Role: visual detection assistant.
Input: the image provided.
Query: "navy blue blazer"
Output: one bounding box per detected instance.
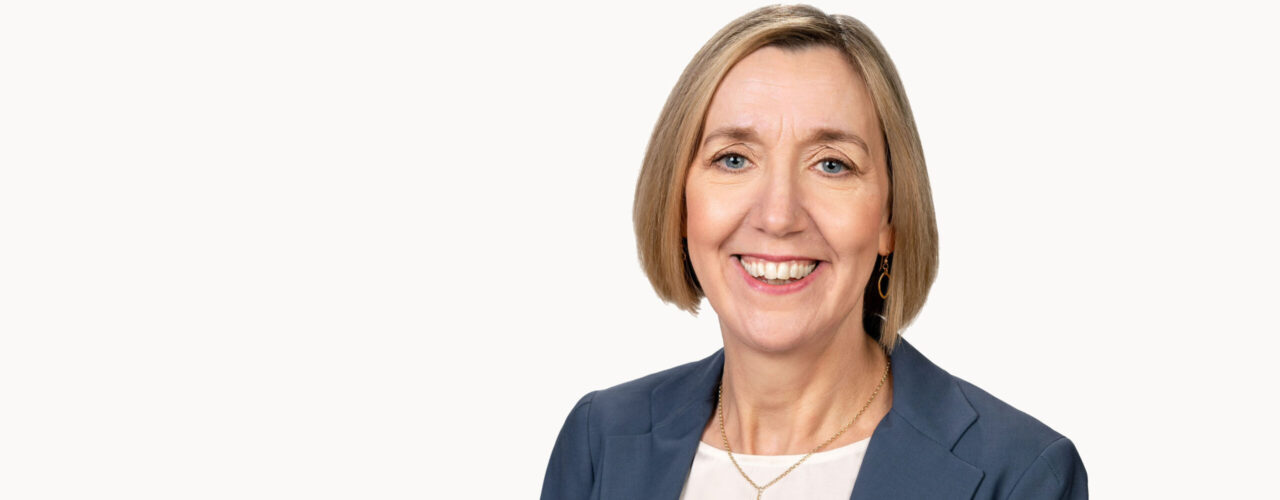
[541,337,1087,499]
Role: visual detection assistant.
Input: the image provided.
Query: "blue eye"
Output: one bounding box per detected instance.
[818,158,850,175]
[716,153,749,171]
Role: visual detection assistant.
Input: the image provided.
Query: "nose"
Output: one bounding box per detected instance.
[749,164,807,237]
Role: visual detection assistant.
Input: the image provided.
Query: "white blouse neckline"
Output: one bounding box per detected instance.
[694,436,871,466]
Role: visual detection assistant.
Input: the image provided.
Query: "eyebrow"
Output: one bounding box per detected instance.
[700,126,869,153]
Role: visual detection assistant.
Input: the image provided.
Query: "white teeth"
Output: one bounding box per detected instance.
[739,256,818,282]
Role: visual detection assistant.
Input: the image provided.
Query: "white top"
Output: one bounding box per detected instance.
[679,436,871,500]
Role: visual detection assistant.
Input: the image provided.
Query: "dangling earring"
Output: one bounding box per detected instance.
[877,254,891,299]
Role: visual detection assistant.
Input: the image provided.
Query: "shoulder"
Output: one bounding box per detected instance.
[583,352,716,434]
[548,350,717,445]
[540,352,719,499]
[947,374,1089,498]
[952,374,1065,454]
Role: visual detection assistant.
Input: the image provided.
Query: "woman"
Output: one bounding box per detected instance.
[542,5,1087,499]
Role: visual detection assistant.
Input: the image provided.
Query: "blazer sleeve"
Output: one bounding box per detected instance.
[1005,436,1089,500]
[540,391,597,500]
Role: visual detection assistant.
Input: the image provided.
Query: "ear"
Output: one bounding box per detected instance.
[878,220,895,255]
[878,184,894,255]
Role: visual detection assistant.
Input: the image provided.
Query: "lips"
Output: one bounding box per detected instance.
[738,255,817,282]
[733,254,823,294]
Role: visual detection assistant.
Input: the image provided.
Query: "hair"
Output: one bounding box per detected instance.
[632,4,939,353]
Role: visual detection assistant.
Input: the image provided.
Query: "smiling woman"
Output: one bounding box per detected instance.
[684,45,896,357]
[541,4,1087,500]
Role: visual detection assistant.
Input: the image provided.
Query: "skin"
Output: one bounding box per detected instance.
[685,45,896,456]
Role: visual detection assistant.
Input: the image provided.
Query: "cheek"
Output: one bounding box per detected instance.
[683,177,748,273]
[809,190,885,251]
[684,183,708,238]
[683,185,719,268]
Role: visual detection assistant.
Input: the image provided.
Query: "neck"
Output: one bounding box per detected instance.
[714,323,892,456]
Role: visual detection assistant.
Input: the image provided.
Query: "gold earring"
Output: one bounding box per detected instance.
[877,254,890,299]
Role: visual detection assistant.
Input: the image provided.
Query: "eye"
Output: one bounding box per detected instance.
[817,158,852,175]
[713,152,750,172]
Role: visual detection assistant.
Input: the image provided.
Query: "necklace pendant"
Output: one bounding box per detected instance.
[756,487,764,500]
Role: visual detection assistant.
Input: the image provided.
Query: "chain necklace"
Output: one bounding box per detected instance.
[716,356,890,500]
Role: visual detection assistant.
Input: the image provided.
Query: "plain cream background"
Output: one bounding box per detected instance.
[1,1,1276,498]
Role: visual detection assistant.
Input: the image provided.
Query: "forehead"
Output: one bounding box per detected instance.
[703,45,878,140]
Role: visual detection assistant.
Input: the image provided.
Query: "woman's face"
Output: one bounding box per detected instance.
[685,45,893,354]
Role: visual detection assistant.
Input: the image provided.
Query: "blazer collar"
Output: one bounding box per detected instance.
[599,337,985,500]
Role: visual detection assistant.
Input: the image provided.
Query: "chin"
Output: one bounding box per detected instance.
[724,313,819,354]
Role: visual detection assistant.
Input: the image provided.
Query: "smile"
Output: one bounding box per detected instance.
[734,254,822,294]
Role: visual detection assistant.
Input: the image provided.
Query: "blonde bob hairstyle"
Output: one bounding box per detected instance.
[633,4,939,353]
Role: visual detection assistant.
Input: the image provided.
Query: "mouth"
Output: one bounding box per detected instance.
[733,254,822,290]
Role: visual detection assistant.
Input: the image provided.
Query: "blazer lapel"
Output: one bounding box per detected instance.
[599,350,723,500]
[849,338,984,499]
[848,411,984,498]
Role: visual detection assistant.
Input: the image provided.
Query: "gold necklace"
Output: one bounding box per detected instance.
[716,356,890,500]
